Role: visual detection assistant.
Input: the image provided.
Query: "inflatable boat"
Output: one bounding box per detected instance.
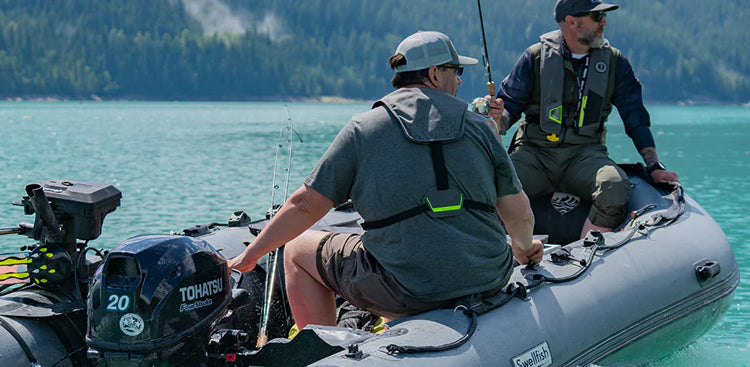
[0,165,739,366]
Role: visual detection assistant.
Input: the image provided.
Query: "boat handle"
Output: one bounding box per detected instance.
[695,259,721,284]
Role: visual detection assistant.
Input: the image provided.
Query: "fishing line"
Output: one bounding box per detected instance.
[257,104,302,348]
[477,0,494,93]
[475,0,503,133]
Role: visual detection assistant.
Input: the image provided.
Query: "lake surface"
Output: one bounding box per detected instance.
[0,101,748,366]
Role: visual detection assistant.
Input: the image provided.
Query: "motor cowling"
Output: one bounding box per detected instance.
[86,235,231,366]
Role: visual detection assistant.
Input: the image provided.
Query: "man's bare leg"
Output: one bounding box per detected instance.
[283,230,337,329]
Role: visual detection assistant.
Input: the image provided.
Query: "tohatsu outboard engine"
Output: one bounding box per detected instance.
[86,235,232,366]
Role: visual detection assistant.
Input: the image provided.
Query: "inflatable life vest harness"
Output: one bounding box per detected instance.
[86,235,232,366]
[360,141,495,230]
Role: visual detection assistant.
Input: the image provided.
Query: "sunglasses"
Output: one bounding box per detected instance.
[575,10,607,22]
[439,65,464,76]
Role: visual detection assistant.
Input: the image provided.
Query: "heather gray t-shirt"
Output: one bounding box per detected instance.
[306,87,522,302]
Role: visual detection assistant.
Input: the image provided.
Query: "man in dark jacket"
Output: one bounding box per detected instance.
[488,0,678,237]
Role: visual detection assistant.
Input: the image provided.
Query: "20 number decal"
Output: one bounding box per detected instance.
[107,294,130,311]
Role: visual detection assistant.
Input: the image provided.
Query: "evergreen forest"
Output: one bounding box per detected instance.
[1,0,748,103]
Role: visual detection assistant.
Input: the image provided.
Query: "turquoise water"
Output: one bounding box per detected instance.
[0,101,748,366]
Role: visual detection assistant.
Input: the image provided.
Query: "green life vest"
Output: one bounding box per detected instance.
[517,30,619,146]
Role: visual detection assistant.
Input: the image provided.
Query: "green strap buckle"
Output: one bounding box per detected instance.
[424,188,465,218]
[426,194,463,212]
[548,105,563,124]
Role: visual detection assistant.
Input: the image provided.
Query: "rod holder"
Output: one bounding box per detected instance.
[25,183,63,241]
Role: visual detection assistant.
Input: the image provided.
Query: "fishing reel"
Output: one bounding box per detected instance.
[468,96,506,135]
[469,96,490,116]
[0,180,121,295]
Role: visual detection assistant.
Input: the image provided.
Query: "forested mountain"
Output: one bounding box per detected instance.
[1,0,748,103]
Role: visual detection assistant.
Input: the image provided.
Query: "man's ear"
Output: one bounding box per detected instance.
[427,65,439,85]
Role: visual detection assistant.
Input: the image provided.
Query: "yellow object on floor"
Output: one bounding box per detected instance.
[288,323,300,339]
[371,317,388,334]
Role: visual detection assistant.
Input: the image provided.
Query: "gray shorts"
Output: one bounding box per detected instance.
[316,232,455,319]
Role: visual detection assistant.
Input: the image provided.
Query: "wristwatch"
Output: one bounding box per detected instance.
[646,162,667,175]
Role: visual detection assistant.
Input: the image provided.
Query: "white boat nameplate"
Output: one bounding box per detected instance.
[511,341,552,367]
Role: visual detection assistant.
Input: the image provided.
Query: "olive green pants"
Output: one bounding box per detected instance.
[510,144,630,229]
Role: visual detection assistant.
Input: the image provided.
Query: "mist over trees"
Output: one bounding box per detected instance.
[1,0,748,103]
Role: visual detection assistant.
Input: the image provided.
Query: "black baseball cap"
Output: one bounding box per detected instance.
[554,0,619,22]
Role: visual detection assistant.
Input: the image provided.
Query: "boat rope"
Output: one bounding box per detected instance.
[527,184,685,289]
[0,316,41,366]
[47,309,91,367]
[526,231,603,290]
[382,284,524,355]
[638,184,685,227]
[48,345,87,367]
[602,183,685,251]
[383,307,478,355]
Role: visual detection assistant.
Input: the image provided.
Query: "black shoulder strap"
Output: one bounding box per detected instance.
[360,204,430,230]
[430,141,449,190]
[361,142,494,230]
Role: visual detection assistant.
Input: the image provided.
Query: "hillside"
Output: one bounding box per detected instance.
[1,0,748,103]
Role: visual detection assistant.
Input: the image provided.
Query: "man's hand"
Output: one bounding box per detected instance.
[227,251,258,273]
[485,95,508,134]
[651,169,679,183]
[496,191,541,265]
[640,148,679,183]
[514,239,544,265]
[486,95,504,117]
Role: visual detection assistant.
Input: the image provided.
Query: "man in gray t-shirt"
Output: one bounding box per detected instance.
[229,31,543,329]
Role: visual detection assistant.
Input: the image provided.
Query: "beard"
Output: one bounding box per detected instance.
[577,25,605,48]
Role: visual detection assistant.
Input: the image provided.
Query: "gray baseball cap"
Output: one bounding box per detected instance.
[393,31,478,73]
[554,0,619,22]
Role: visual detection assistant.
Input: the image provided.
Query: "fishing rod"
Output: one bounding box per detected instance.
[0,226,23,235]
[477,0,494,96]
[256,104,301,348]
[476,0,502,131]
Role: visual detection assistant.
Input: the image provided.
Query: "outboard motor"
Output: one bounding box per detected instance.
[86,235,232,366]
